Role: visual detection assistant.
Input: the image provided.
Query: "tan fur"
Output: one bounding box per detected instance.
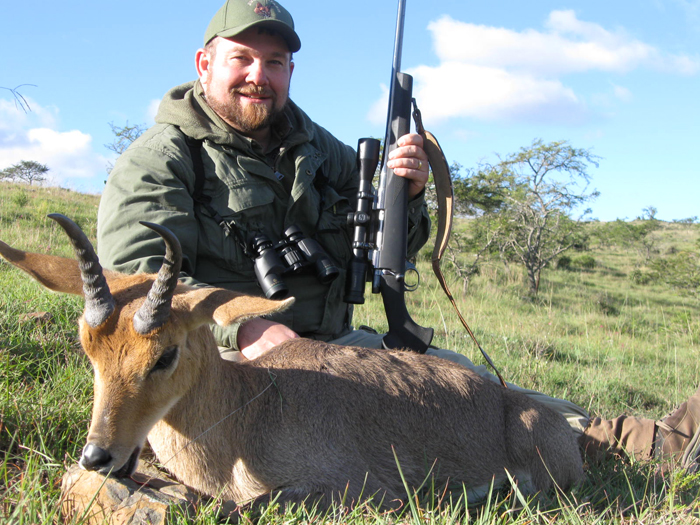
[1,242,584,510]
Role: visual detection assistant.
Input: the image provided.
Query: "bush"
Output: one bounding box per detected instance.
[556,255,572,270]
[650,251,700,296]
[629,269,655,285]
[11,190,30,207]
[595,292,619,316]
[673,216,698,224]
[572,254,597,269]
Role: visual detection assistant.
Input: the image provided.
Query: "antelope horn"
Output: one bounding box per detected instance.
[48,214,115,328]
[132,222,182,335]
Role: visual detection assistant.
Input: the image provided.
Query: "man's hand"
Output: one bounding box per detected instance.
[386,133,429,199]
[237,318,299,360]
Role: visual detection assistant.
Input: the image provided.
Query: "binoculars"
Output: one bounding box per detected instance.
[252,225,339,300]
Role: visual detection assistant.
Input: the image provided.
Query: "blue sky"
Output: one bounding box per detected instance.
[1,0,698,221]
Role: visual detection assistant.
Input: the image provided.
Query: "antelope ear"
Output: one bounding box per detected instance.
[0,241,85,295]
[180,287,295,327]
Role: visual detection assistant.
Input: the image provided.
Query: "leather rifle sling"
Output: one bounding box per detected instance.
[411,99,507,388]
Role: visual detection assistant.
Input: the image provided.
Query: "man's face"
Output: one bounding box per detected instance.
[197,28,294,138]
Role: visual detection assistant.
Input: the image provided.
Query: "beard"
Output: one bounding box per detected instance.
[206,84,288,135]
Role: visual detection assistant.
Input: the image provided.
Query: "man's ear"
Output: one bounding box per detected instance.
[195,47,212,83]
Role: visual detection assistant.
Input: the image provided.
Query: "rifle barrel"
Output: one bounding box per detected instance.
[392,0,407,73]
[380,0,408,173]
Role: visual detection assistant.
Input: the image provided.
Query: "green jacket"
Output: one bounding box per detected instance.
[97,80,431,349]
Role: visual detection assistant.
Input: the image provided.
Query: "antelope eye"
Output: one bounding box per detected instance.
[151,346,179,374]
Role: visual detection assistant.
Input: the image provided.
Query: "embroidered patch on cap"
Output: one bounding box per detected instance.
[249,0,279,19]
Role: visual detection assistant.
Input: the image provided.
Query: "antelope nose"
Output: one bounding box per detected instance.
[80,443,112,470]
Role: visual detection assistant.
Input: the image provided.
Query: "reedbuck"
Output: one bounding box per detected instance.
[0,214,584,511]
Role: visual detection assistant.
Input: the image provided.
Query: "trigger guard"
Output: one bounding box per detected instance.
[404,266,420,292]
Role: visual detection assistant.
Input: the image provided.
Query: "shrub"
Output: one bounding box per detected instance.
[595,292,619,316]
[650,251,700,296]
[673,216,698,224]
[573,254,597,269]
[557,255,572,270]
[11,190,30,207]
[630,269,655,285]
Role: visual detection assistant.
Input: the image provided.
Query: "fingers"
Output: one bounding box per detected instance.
[395,133,424,148]
[238,318,299,359]
[386,133,429,199]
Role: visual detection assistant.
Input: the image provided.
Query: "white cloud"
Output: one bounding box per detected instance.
[367,84,390,126]
[0,99,109,192]
[369,61,586,126]
[146,99,161,125]
[374,10,699,125]
[0,97,58,135]
[410,62,584,124]
[430,11,698,76]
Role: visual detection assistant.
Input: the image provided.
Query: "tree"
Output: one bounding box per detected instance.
[454,162,512,217]
[425,161,508,224]
[455,139,600,295]
[426,161,509,219]
[105,121,146,174]
[650,250,700,297]
[0,160,49,185]
[497,139,600,294]
[589,214,661,262]
[445,219,499,294]
[639,205,658,221]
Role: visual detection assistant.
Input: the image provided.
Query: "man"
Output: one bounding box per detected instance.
[97,0,700,472]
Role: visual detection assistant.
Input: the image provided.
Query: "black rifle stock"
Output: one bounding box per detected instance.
[344,0,433,353]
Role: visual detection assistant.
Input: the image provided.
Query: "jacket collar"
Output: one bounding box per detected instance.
[156,80,315,153]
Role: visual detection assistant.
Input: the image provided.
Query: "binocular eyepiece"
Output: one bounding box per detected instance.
[252,225,339,300]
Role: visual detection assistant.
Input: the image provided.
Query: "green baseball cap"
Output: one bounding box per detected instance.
[204,0,301,52]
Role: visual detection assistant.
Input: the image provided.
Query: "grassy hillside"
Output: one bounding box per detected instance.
[1,183,97,522]
[1,181,699,523]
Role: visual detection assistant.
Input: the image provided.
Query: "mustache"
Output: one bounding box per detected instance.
[232,86,275,98]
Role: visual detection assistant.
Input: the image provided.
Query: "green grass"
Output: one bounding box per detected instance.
[1,181,700,523]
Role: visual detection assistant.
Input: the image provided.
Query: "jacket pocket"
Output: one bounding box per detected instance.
[199,181,277,276]
[313,186,353,269]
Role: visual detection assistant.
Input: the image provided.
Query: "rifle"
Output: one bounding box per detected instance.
[344,0,434,353]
